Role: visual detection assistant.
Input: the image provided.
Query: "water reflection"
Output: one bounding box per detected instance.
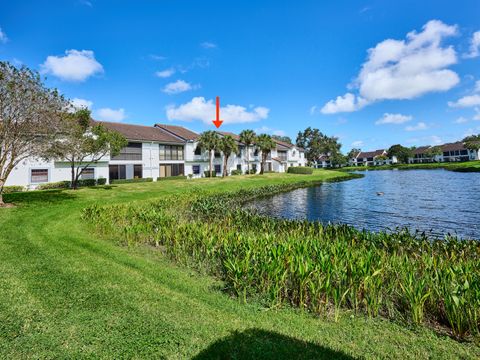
[248,170,480,239]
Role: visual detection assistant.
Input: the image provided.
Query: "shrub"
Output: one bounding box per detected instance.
[158,175,187,181]
[77,179,96,187]
[204,171,217,177]
[97,178,107,185]
[287,166,313,174]
[231,169,242,176]
[111,177,153,184]
[247,169,257,175]
[2,185,24,193]
[37,181,71,190]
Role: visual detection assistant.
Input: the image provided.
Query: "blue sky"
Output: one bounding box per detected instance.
[1,0,480,151]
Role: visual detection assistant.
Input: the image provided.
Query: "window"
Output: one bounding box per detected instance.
[159,163,184,177]
[278,151,287,161]
[252,164,257,173]
[192,165,200,175]
[109,165,126,181]
[292,150,296,156]
[236,164,241,171]
[31,169,48,183]
[134,164,143,179]
[80,168,95,180]
[159,145,184,160]
[254,149,259,156]
[214,151,221,158]
[214,164,221,174]
[194,146,202,155]
[112,142,142,161]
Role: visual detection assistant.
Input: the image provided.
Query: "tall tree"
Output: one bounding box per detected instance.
[387,144,413,164]
[272,135,292,144]
[347,148,361,160]
[218,135,238,177]
[198,131,220,177]
[46,108,127,189]
[296,127,343,165]
[239,129,256,174]
[256,134,276,174]
[0,62,65,206]
[463,134,480,151]
[425,146,442,161]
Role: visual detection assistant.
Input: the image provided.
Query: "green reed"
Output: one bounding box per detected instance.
[82,182,480,340]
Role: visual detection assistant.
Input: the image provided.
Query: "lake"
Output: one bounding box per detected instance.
[248,169,480,240]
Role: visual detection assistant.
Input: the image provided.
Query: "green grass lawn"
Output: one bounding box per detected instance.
[339,160,480,172]
[1,170,479,359]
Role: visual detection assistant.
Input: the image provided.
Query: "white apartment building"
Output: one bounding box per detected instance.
[5,121,306,188]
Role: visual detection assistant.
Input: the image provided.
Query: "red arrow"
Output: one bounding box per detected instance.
[212,96,223,128]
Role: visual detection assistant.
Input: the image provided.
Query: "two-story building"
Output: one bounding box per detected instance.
[349,150,397,166]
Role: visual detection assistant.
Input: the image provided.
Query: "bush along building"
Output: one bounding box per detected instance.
[5,121,306,189]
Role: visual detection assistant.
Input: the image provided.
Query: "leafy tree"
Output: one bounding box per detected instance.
[198,131,220,178]
[387,144,413,164]
[463,134,480,151]
[425,146,442,161]
[347,148,361,160]
[239,129,256,175]
[0,62,66,206]
[296,127,343,165]
[256,134,276,174]
[218,135,238,177]
[272,135,292,144]
[46,108,127,189]
[330,152,347,167]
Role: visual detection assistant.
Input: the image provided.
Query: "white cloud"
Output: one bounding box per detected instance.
[405,122,428,131]
[162,80,196,94]
[71,98,93,110]
[464,31,480,58]
[96,108,126,122]
[309,105,318,115]
[155,68,175,78]
[254,125,286,136]
[375,113,412,125]
[166,97,269,125]
[351,140,364,147]
[321,93,369,114]
[0,27,8,43]
[41,49,103,81]
[321,20,459,113]
[454,116,468,124]
[200,42,217,49]
[448,94,480,108]
[150,54,167,61]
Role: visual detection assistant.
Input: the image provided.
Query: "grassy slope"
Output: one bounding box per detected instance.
[0,171,479,359]
[339,160,480,172]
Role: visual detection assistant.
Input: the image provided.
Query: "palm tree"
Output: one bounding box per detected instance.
[239,129,256,174]
[198,131,220,177]
[218,135,238,177]
[256,134,276,174]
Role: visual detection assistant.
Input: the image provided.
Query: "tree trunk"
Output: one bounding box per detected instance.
[260,153,265,175]
[209,149,213,178]
[71,162,77,190]
[0,179,4,206]
[246,145,250,174]
[223,155,228,177]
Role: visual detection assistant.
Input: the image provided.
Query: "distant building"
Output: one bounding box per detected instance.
[408,142,480,163]
[349,150,397,166]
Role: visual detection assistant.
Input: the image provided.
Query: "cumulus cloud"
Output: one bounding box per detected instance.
[155,68,175,78]
[405,122,428,131]
[0,27,8,43]
[96,108,126,122]
[71,98,93,110]
[375,113,412,125]
[320,20,459,113]
[464,31,480,58]
[448,94,480,108]
[41,49,103,81]
[454,116,468,124]
[166,97,269,125]
[321,93,369,114]
[162,80,196,94]
[200,41,217,49]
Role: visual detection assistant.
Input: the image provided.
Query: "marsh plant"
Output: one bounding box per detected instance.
[82,182,480,340]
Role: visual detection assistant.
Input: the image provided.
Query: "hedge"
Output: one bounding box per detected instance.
[204,171,217,178]
[2,185,24,193]
[158,175,187,181]
[231,169,242,176]
[37,178,107,190]
[110,177,153,184]
[287,166,313,174]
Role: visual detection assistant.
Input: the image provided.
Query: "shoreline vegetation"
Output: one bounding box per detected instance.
[1,170,480,358]
[337,160,480,172]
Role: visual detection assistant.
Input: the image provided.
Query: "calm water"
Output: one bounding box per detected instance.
[249,170,480,239]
